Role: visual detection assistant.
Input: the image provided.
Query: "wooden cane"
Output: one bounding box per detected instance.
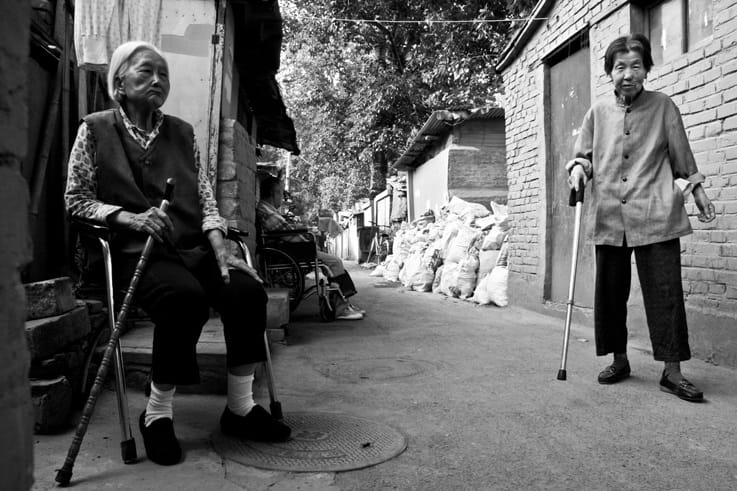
[56,178,175,486]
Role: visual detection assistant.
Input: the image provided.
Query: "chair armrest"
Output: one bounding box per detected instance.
[71,216,111,241]
[262,228,309,238]
[226,227,248,241]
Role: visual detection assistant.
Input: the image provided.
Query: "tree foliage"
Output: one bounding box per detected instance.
[278,0,536,219]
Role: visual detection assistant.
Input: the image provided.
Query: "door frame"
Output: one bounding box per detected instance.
[542,29,591,304]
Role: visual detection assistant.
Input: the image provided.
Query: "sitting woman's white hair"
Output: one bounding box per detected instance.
[107,41,166,102]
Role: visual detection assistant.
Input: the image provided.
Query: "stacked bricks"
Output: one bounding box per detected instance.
[25,277,108,433]
[218,118,258,256]
[448,119,508,205]
[0,0,34,488]
[500,0,737,364]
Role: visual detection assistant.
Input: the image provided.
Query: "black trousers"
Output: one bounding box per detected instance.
[115,246,267,385]
[331,271,357,298]
[594,237,691,362]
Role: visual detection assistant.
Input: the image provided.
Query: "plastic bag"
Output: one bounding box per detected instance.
[445,225,481,264]
[439,221,460,259]
[383,256,402,282]
[472,272,492,305]
[478,250,500,277]
[447,195,490,219]
[455,250,479,299]
[400,252,424,288]
[486,266,508,307]
[370,263,386,277]
[481,226,506,251]
[411,262,435,292]
[439,262,460,297]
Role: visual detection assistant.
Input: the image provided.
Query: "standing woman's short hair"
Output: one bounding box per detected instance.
[107,41,166,102]
[603,34,654,75]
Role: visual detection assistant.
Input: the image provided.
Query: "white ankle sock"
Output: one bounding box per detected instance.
[145,384,176,427]
[227,373,256,417]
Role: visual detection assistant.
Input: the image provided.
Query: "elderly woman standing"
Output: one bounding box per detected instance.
[65,41,290,466]
[567,34,716,402]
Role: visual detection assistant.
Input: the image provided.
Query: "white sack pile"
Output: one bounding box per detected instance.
[371,196,511,307]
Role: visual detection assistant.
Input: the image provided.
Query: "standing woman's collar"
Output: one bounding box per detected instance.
[614,88,647,107]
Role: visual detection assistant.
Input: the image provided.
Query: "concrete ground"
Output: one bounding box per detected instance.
[32,264,737,490]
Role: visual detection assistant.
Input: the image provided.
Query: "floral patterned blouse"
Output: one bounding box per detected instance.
[64,107,226,234]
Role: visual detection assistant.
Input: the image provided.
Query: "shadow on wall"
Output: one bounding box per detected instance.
[161,23,213,57]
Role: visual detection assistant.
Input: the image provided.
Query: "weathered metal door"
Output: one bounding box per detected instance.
[548,42,595,308]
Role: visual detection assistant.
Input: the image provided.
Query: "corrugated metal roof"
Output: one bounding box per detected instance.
[392,107,505,171]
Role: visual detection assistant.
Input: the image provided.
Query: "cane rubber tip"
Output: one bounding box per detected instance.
[121,438,138,464]
[55,468,72,486]
[557,369,567,381]
[270,401,283,421]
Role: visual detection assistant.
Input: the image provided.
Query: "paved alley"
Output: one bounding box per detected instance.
[32,264,737,491]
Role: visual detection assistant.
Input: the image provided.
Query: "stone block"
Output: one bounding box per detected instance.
[29,341,85,379]
[31,376,73,433]
[25,305,91,360]
[24,276,76,320]
[266,288,290,332]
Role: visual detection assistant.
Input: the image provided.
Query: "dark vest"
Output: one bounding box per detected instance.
[84,109,208,266]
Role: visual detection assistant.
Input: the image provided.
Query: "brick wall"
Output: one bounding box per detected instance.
[643,1,737,363]
[218,119,258,255]
[501,0,737,365]
[448,119,508,205]
[0,1,34,489]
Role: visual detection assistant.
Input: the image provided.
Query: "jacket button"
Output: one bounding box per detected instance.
[626,108,631,113]
[625,131,630,135]
[624,155,629,159]
[621,198,627,204]
[622,177,628,182]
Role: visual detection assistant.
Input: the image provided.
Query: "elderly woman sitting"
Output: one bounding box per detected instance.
[65,41,290,466]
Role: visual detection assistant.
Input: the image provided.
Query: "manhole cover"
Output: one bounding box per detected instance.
[316,357,440,382]
[212,412,407,472]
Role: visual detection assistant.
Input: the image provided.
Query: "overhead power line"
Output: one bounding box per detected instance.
[287,15,549,24]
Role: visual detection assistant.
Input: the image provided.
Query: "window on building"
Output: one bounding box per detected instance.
[648,0,714,64]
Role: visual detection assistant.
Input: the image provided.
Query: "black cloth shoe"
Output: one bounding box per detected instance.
[139,411,182,465]
[597,362,631,385]
[659,371,704,402]
[220,405,291,442]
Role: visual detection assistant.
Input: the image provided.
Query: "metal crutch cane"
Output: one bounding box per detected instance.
[557,183,585,381]
[242,240,284,420]
[99,238,137,463]
[56,178,175,486]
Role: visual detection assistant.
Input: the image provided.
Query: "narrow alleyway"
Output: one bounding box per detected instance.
[33,264,737,490]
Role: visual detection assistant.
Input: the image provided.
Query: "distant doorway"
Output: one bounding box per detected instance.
[546,32,595,308]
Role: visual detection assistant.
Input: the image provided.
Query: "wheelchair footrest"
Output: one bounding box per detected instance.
[265,288,289,340]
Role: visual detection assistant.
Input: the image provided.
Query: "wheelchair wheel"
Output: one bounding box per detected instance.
[258,247,305,312]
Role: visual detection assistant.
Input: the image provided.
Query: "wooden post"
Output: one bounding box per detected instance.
[205,0,227,190]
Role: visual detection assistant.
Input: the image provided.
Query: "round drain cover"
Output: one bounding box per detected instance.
[212,412,407,472]
[316,357,439,382]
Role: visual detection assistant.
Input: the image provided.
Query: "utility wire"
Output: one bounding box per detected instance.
[287,16,548,24]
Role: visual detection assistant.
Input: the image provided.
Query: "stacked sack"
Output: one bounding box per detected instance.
[372,196,511,307]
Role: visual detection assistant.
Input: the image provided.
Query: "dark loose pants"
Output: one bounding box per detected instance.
[115,247,268,385]
[594,238,691,362]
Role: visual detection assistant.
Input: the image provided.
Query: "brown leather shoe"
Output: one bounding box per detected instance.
[597,362,631,385]
[659,371,704,402]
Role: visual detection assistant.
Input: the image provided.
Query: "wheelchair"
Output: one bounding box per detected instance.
[254,223,343,322]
